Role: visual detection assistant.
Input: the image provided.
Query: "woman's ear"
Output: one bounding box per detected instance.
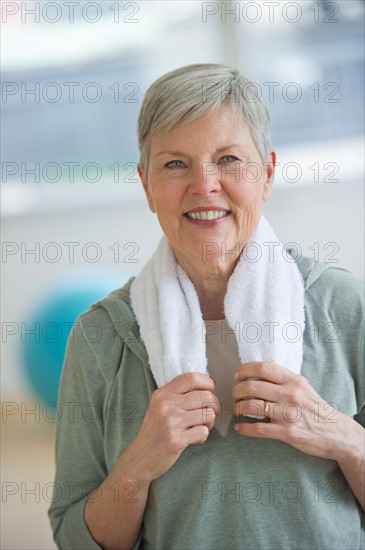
[262,151,276,202]
[138,163,156,213]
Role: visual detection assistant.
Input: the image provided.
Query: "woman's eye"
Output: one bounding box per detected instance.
[165,160,184,169]
[219,155,238,164]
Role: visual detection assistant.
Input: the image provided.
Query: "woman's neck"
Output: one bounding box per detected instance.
[171,246,240,320]
[182,262,232,320]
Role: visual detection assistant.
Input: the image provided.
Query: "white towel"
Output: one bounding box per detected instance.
[130,216,305,389]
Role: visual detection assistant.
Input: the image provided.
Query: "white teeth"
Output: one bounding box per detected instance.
[187,210,229,220]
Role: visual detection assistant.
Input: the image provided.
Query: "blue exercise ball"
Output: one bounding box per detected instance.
[21,271,127,404]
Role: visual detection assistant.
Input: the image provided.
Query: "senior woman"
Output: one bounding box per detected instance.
[49,64,364,550]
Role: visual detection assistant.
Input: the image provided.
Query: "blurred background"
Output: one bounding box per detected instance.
[1,1,364,548]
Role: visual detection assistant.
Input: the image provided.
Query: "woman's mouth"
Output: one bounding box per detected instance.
[183,209,231,225]
[185,209,230,220]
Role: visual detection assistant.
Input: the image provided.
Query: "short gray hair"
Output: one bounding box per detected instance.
[137,63,272,172]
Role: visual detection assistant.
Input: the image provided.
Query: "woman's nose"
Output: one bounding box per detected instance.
[187,163,222,195]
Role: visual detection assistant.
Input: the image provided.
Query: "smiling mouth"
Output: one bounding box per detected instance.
[184,210,231,221]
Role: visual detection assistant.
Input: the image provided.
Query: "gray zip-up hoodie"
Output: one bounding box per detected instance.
[49,253,364,549]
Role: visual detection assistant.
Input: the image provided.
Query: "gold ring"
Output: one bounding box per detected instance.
[264,400,269,418]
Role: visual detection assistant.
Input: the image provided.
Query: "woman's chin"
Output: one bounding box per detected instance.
[192,237,241,262]
[176,242,238,276]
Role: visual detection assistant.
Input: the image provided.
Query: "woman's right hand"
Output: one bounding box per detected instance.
[125,372,220,483]
[85,373,219,549]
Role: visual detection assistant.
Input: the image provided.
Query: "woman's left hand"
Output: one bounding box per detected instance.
[232,361,362,463]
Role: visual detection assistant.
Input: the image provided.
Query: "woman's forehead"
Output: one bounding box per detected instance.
[149,111,253,155]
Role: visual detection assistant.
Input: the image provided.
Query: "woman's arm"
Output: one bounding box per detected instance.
[84,443,151,550]
[48,307,220,549]
[233,361,365,512]
[85,372,220,549]
[335,416,365,511]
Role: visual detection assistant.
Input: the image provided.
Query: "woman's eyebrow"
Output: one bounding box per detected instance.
[156,150,187,157]
[156,145,245,157]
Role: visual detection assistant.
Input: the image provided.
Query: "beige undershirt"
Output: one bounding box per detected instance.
[204,319,241,437]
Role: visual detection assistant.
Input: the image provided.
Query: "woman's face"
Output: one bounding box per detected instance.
[138,106,276,276]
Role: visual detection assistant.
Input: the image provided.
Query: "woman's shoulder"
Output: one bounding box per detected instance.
[72,275,148,368]
[295,256,364,413]
[293,254,364,360]
[77,276,137,330]
[291,251,364,306]
[65,276,143,378]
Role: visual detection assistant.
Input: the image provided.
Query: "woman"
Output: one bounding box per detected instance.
[49,64,364,550]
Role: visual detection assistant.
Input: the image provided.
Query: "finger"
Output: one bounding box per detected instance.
[232,379,282,403]
[234,420,284,440]
[177,390,221,415]
[235,362,295,384]
[181,408,217,430]
[168,372,216,394]
[184,425,210,445]
[234,398,270,418]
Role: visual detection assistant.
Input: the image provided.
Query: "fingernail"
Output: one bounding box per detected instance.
[234,372,239,380]
[234,423,239,431]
